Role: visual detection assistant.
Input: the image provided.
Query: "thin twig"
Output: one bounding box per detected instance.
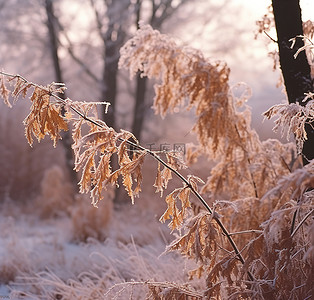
[291,209,314,238]
[229,230,263,236]
[264,30,277,43]
[290,208,299,235]
[0,71,29,82]
[234,124,259,199]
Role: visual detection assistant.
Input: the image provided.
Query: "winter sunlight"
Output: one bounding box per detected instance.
[0,0,313,299]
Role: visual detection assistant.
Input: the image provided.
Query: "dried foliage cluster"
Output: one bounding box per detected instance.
[1,24,314,299]
[120,23,232,158]
[264,92,314,154]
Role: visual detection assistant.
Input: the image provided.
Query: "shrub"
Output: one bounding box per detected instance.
[70,194,113,242]
[35,165,74,218]
[0,24,313,299]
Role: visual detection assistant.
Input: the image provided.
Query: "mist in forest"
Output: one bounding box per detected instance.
[0,0,313,298]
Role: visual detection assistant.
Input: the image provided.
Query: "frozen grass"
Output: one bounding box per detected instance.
[0,158,199,298]
[0,196,203,299]
[10,238,203,299]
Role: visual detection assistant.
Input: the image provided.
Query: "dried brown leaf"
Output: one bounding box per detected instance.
[0,75,11,107]
[153,162,164,195]
[166,211,221,264]
[23,87,68,147]
[74,125,146,205]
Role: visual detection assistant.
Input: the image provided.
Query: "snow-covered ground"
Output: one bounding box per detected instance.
[0,193,203,299]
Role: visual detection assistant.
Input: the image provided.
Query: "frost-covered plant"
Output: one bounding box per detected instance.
[35,165,74,218]
[1,24,313,299]
[70,194,113,242]
[264,92,314,154]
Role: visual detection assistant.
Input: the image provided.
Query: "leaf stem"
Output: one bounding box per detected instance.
[229,230,263,236]
[291,209,313,238]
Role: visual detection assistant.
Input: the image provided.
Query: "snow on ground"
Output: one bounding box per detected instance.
[0,186,202,299]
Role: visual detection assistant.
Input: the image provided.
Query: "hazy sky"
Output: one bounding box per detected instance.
[237,0,313,20]
[299,0,314,20]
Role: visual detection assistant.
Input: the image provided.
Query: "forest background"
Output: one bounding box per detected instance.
[0,0,313,299]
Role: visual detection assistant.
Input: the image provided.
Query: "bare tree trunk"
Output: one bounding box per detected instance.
[45,0,78,191]
[131,0,191,143]
[101,1,129,204]
[100,0,129,130]
[132,75,147,141]
[272,0,314,164]
[131,0,148,142]
[101,30,118,129]
[45,0,63,85]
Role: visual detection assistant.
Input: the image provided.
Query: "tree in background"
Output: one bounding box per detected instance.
[0,0,313,298]
[62,0,193,137]
[90,0,131,129]
[258,0,314,165]
[272,0,313,165]
[131,0,191,141]
[45,0,78,189]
